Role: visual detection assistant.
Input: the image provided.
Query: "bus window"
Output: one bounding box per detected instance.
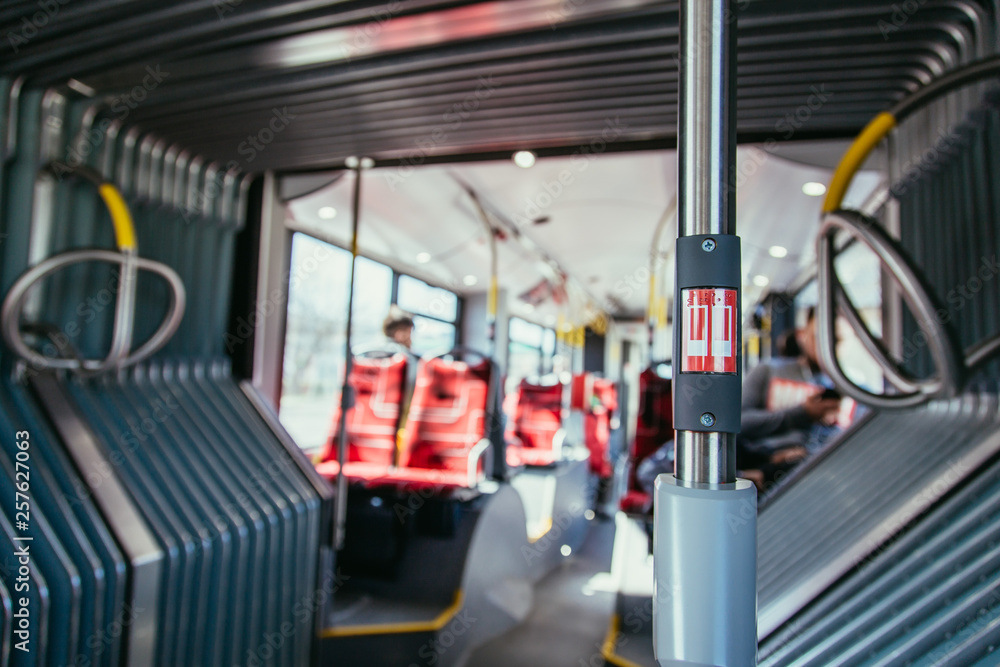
[279,232,393,452]
[796,235,885,392]
[397,274,459,355]
[411,315,456,356]
[507,317,556,393]
[353,257,395,342]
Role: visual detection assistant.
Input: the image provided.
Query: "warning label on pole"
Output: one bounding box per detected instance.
[680,288,738,373]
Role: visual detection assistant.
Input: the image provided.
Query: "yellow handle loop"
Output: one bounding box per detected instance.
[822,112,897,214]
[98,183,138,252]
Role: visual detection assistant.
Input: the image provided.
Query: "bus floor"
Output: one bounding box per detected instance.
[466,513,619,666]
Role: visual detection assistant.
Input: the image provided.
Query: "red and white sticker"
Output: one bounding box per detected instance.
[680,288,738,374]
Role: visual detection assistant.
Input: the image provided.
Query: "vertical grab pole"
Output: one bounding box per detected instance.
[464,187,499,356]
[334,156,371,551]
[655,0,757,665]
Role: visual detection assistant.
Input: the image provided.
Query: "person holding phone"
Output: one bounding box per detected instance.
[739,308,845,482]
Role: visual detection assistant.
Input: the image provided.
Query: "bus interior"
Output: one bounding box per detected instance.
[2,1,1000,666]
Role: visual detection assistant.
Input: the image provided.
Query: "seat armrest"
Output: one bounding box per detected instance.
[552,428,566,459]
[468,438,491,487]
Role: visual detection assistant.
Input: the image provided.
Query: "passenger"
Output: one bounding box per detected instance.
[637,309,846,494]
[378,306,418,437]
[383,304,414,349]
[740,307,844,481]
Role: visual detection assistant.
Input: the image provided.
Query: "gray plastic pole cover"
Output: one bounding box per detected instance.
[654,475,757,667]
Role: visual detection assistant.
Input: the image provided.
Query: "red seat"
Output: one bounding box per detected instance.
[401,357,492,471]
[570,372,592,411]
[619,490,652,514]
[316,460,476,491]
[621,368,673,514]
[506,380,563,467]
[319,356,494,491]
[322,354,408,466]
[503,390,524,468]
[583,377,617,479]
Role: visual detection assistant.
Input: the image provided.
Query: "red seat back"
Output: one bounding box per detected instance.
[593,377,618,413]
[570,373,592,411]
[324,354,407,466]
[630,368,673,490]
[400,357,492,473]
[511,380,563,452]
[585,378,617,478]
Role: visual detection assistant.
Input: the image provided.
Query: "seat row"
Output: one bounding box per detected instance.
[314,351,617,493]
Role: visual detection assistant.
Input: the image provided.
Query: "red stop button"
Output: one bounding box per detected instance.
[680,288,738,374]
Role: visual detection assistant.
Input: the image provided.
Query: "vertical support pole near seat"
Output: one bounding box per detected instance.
[334,156,372,551]
[655,0,757,665]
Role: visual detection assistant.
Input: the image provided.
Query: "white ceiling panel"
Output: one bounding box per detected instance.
[284,142,882,326]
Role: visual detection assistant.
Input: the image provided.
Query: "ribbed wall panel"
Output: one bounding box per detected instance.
[62,360,325,667]
[758,393,1000,639]
[761,432,1000,666]
[0,375,128,667]
[898,95,1000,385]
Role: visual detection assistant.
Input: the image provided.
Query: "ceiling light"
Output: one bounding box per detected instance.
[752,275,770,287]
[416,252,431,263]
[318,206,337,219]
[560,545,572,557]
[463,275,478,286]
[513,150,536,168]
[768,245,788,258]
[802,181,827,197]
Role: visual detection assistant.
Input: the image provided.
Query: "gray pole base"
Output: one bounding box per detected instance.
[653,474,757,667]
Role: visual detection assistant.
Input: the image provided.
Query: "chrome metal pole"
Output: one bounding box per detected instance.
[656,1,757,665]
[334,157,370,551]
[675,430,735,485]
[675,0,738,487]
[678,0,736,239]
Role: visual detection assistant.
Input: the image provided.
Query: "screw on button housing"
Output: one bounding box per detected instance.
[700,412,716,427]
[701,238,717,252]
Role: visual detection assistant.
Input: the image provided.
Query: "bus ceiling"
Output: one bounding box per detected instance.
[1,1,994,172]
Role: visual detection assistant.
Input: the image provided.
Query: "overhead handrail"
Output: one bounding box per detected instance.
[819,55,1000,408]
[1,162,185,375]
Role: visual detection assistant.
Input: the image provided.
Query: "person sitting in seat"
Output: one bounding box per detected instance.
[739,307,845,485]
[380,306,418,435]
[383,305,414,349]
[637,309,842,494]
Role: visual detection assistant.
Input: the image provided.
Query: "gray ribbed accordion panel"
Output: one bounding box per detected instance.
[0,375,128,667]
[64,360,326,667]
[1,577,11,666]
[758,393,1000,639]
[898,95,1000,385]
[760,423,1000,666]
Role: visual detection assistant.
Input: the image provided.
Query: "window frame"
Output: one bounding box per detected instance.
[507,316,556,378]
[393,271,463,330]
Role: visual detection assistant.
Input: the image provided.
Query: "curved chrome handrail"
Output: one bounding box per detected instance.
[817,55,1000,408]
[816,210,965,408]
[1,163,186,375]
